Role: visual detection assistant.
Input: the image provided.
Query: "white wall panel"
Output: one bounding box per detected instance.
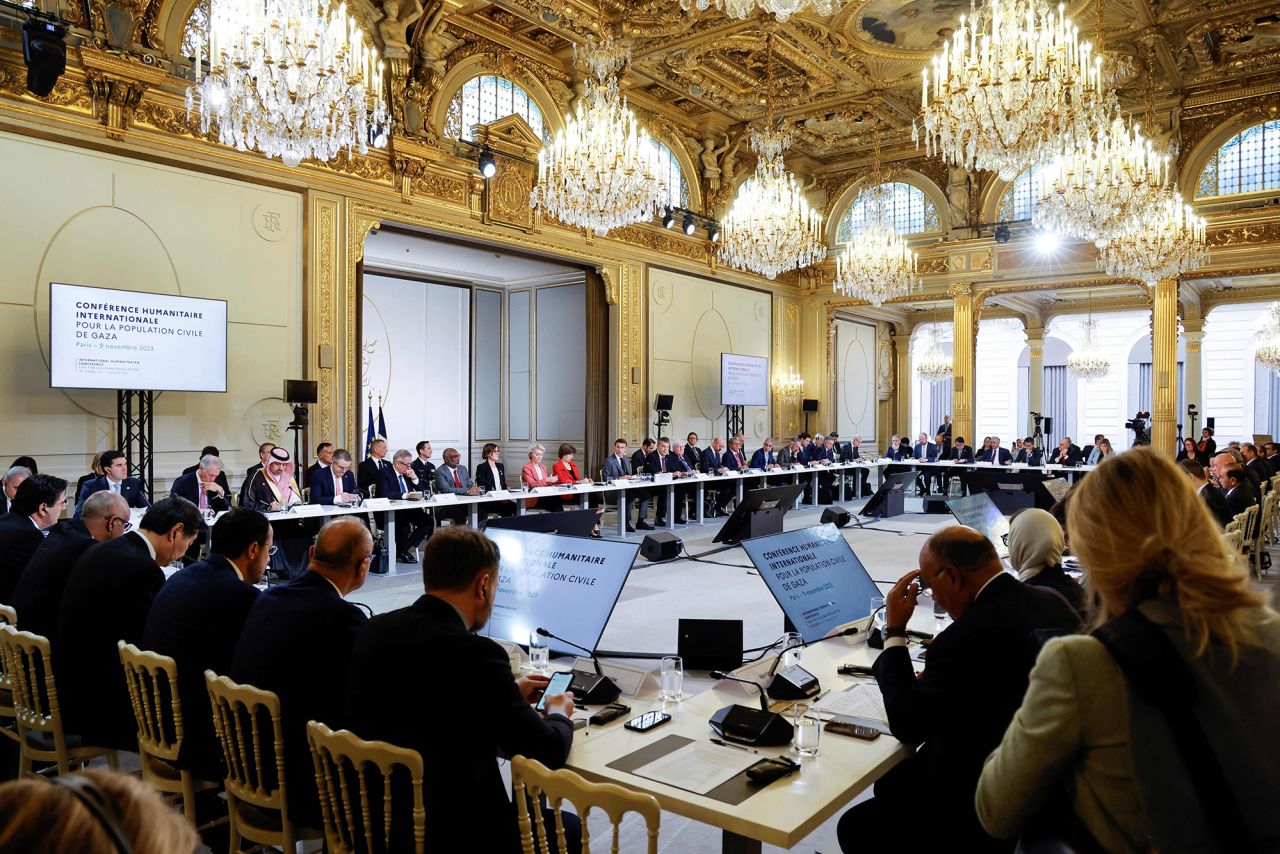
[535,283,586,440]
[1205,302,1267,442]
[834,319,876,443]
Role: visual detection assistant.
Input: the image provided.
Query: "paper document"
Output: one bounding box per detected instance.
[630,741,759,795]
[814,684,889,724]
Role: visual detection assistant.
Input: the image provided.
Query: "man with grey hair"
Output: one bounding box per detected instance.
[170,454,229,512]
[381,448,434,563]
[0,465,30,515]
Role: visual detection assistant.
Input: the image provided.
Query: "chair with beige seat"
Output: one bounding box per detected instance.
[118,642,222,824]
[511,754,661,854]
[206,670,322,853]
[306,720,427,854]
[0,624,118,776]
[0,604,18,746]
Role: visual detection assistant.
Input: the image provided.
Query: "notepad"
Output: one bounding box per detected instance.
[814,683,889,725]
[630,741,760,795]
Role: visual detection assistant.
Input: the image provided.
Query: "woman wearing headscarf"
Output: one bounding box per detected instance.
[1006,508,1087,620]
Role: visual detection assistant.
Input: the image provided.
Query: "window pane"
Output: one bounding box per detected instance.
[997,164,1047,222]
[1197,119,1280,199]
[652,141,688,210]
[445,75,551,142]
[837,181,939,242]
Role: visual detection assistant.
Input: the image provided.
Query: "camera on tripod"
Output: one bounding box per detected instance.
[1126,411,1151,446]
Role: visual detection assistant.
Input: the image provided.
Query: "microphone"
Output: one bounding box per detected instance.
[536,627,620,705]
[536,626,601,677]
[710,670,768,712]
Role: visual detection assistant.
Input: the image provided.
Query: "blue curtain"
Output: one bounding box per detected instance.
[1044,366,1069,442]
[925,378,953,436]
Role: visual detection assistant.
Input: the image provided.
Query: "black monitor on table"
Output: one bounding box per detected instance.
[713,483,807,545]
[484,507,599,539]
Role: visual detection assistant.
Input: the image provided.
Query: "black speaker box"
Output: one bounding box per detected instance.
[640,531,682,562]
[284,379,318,404]
[802,398,819,413]
[654,393,674,411]
[922,496,950,514]
[1207,416,1215,430]
[1042,416,1053,434]
[678,618,744,671]
[820,507,851,528]
[709,705,794,747]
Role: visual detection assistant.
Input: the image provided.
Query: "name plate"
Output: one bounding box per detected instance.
[487,489,511,498]
[432,493,459,504]
[533,486,561,496]
[289,503,328,518]
[575,657,648,697]
[694,472,710,480]
[792,464,806,471]
[653,472,673,484]
[364,497,392,510]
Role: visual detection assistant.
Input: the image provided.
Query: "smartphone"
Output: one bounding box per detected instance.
[624,711,672,733]
[536,671,574,712]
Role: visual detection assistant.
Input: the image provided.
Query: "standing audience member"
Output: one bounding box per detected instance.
[0,768,199,853]
[412,440,437,486]
[11,491,128,642]
[346,526,578,853]
[231,518,371,826]
[142,508,270,779]
[57,498,203,750]
[1197,427,1217,462]
[304,442,334,489]
[0,474,67,602]
[836,527,1081,852]
[1178,458,1234,527]
[977,449,1280,852]
[1006,508,1088,620]
[75,450,149,517]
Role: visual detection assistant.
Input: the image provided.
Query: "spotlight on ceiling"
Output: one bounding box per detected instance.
[1034,230,1060,255]
[707,222,720,243]
[477,147,497,179]
[683,211,696,236]
[994,222,1011,244]
[662,208,676,229]
[22,19,66,98]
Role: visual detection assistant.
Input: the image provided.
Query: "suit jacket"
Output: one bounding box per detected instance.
[0,512,44,603]
[749,448,778,469]
[872,574,1081,846]
[949,445,976,463]
[357,457,390,497]
[1049,445,1083,466]
[75,475,149,518]
[701,447,724,473]
[379,464,428,500]
[231,571,368,825]
[602,454,632,480]
[721,448,747,471]
[141,554,260,777]
[551,459,583,485]
[411,458,436,486]
[1247,455,1273,485]
[10,519,96,642]
[1199,482,1235,527]
[887,444,911,461]
[629,449,650,476]
[181,464,232,494]
[434,464,473,495]
[309,467,359,505]
[1022,565,1088,621]
[303,460,325,490]
[646,451,680,475]
[169,471,230,513]
[836,442,856,463]
[683,445,703,473]
[776,447,797,467]
[978,447,1013,465]
[239,463,263,506]
[977,599,1280,853]
[1012,447,1043,466]
[346,595,574,852]
[474,460,507,492]
[56,531,164,749]
[912,442,939,462]
[1225,484,1257,517]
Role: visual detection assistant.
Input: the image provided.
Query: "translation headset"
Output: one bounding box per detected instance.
[50,775,133,854]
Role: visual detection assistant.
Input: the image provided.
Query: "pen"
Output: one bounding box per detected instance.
[710,738,758,754]
[811,689,829,704]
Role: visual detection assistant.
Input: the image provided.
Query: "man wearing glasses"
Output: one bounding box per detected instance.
[380,448,435,564]
[835,526,1081,853]
[0,473,69,603]
[11,490,130,642]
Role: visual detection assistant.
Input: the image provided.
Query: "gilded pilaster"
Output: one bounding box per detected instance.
[1183,321,1204,431]
[308,193,343,450]
[345,202,382,441]
[772,294,801,439]
[1026,327,1045,430]
[950,284,975,443]
[604,260,646,441]
[1152,277,1180,454]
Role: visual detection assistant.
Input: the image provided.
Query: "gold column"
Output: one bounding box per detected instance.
[1151,277,1179,454]
[1183,320,1204,435]
[1026,326,1044,437]
[891,327,911,446]
[950,284,976,443]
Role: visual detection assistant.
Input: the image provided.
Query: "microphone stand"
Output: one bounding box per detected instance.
[706,670,794,746]
[710,670,768,712]
[535,627,620,704]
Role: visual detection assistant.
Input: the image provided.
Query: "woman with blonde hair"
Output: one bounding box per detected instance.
[521,444,563,513]
[977,448,1280,852]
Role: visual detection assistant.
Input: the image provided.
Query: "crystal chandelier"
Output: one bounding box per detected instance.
[1034,113,1171,248]
[186,0,389,167]
[1256,304,1280,373]
[917,329,954,383]
[915,0,1115,181]
[530,35,667,236]
[1067,313,1110,379]
[719,125,825,279]
[773,367,804,403]
[832,130,919,306]
[677,0,844,23]
[1096,190,1207,283]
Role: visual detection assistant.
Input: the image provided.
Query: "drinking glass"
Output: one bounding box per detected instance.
[791,703,821,757]
[870,595,887,635]
[779,632,803,669]
[659,656,684,702]
[933,596,951,632]
[528,631,549,675]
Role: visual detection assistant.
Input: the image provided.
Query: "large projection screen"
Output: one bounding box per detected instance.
[50,283,228,392]
[720,352,768,406]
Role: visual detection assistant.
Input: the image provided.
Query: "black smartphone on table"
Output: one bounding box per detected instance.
[624,711,672,732]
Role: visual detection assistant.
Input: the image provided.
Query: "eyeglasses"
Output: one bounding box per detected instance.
[268,545,279,555]
[1001,533,1010,545]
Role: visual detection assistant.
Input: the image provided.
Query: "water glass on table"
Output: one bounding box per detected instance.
[870,595,887,635]
[791,703,821,757]
[779,632,803,669]
[528,631,549,675]
[659,655,683,702]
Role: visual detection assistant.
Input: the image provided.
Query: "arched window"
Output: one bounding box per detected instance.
[997,163,1050,222]
[652,141,689,210]
[1196,119,1280,198]
[444,75,550,142]
[837,181,938,242]
[180,1,207,57]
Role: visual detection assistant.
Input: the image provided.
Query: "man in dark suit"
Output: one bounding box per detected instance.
[231,517,371,826]
[11,491,129,643]
[434,447,480,526]
[1243,442,1273,484]
[309,449,360,505]
[304,442,334,490]
[977,437,1013,465]
[844,435,872,494]
[1178,458,1234,527]
[1011,437,1043,466]
[180,446,232,494]
[346,526,578,853]
[411,440,436,486]
[238,442,276,507]
[886,435,910,461]
[75,450,149,518]
[837,528,1081,852]
[936,415,953,456]
[749,438,780,471]
[603,439,638,533]
[0,474,68,602]
[1047,436,1082,466]
[57,497,204,750]
[1222,468,1257,517]
[142,508,269,778]
[357,439,391,498]
[647,437,689,526]
[911,432,939,463]
[0,464,30,516]
[721,436,749,472]
[170,454,230,513]
[683,432,703,473]
[776,438,801,468]
[382,449,434,562]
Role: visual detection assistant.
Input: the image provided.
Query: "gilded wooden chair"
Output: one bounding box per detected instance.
[205,670,321,853]
[511,754,661,854]
[0,604,19,747]
[0,624,118,776]
[306,720,426,854]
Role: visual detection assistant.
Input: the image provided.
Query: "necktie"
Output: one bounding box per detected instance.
[111,481,120,495]
[453,468,461,488]
[661,455,666,472]
[398,475,407,494]
[198,482,207,510]
[335,473,342,496]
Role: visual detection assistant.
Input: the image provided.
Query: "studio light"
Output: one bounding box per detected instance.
[994,222,1011,244]
[1034,230,1060,255]
[707,223,720,243]
[477,146,497,179]
[22,18,66,98]
[683,211,696,235]
[662,208,676,229]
